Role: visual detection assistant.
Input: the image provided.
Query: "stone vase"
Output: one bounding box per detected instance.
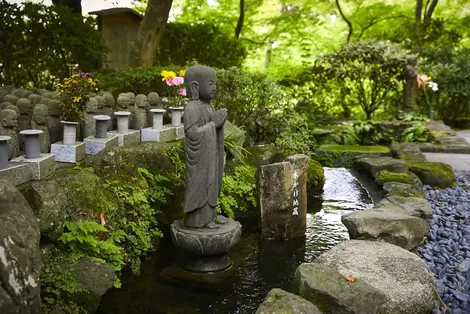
[62,121,78,145]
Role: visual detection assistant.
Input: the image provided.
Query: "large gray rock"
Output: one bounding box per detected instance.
[74,257,115,313]
[382,181,426,198]
[407,161,456,188]
[20,180,69,241]
[293,263,386,314]
[341,205,429,250]
[0,180,42,313]
[311,240,435,314]
[354,157,408,179]
[378,195,432,220]
[256,288,324,314]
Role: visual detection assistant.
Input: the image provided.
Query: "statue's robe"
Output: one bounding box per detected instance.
[183,100,224,219]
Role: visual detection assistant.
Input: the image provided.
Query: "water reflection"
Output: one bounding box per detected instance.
[98,168,372,314]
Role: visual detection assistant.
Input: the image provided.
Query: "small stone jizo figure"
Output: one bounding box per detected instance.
[0,109,19,159]
[31,104,50,153]
[147,92,160,126]
[403,55,418,110]
[134,94,148,130]
[83,98,98,138]
[47,100,62,144]
[183,65,228,228]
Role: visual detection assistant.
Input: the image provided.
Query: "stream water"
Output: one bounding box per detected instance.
[98,168,373,314]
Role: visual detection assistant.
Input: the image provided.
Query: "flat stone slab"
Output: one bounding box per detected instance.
[107,130,140,147]
[11,153,55,180]
[51,141,85,163]
[0,163,30,185]
[256,288,323,314]
[424,152,470,171]
[175,125,184,140]
[141,125,177,142]
[84,134,119,155]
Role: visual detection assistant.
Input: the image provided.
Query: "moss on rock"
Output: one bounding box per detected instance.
[375,170,422,188]
[406,161,456,188]
[319,144,390,153]
[317,145,390,168]
[307,159,325,189]
[383,181,426,198]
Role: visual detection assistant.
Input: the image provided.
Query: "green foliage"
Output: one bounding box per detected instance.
[419,47,470,124]
[41,250,88,314]
[274,113,316,156]
[161,142,186,181]
[0,1,107,87]
[397,111,431,122]
[325,121,394,146]
[58,220,124,271]
[307,159,325,188]
[401,123,430,143]
[103,168,169,275]
[217,165,257,218]
[158,23,246,68]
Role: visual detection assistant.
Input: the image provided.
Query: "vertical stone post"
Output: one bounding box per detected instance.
[256,154,309,240]
[20,130,43,159]
[150,109,166,130]
[169,107,184,127]
[94,115,110,139]
[0,136,10,169]
[115,111,130,134]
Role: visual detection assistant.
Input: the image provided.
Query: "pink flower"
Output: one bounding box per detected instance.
[178,89,186,96]
[166,78,174,86]
[172,76,184,85]
[416,74,429,88]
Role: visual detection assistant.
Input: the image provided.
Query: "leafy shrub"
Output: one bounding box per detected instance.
[274,113,316,156]
[307,159,325,189]
[419,47,470,124]
[0,2,106,87]
[157,23,246,68]
[217,165,257,218]
[401,123,430,143]
[325,121,394,146]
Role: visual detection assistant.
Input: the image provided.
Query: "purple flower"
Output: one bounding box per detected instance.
[178,88,186,96]
[79,72,93,78]
[172,76,184,86]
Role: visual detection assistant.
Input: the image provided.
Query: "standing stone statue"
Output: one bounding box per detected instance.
[101,92,115,131]
[115,95,130,130]
[183,65,228,228]
[82,98,98,138]
[31,104,50,153]
[134,94,148,130]
[147,92,160,126]
[17,98,33,131]
[403,55,418,110]
[0,109,19,159]
[95,96,106,113]
[126,93,136,129]
[47,100,62,144]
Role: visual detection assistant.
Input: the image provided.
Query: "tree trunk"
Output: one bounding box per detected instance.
[235,0,245,39]
[129,0,173,67]
[52,0,82,15]
[335,0,353,43]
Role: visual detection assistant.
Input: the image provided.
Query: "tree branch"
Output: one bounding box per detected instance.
[415,0,423,24]
[358,15,412,38]
[235,0,245,39]
[335,0,353,43]
[424,0,439,23]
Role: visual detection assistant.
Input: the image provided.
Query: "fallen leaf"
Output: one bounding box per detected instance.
[454,214,465,220]
[100,214,106,226]
[344,275,356,282]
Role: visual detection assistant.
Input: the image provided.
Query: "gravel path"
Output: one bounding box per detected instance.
[419,171,470,314]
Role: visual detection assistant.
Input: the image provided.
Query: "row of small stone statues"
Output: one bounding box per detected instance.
[0,85,170,160]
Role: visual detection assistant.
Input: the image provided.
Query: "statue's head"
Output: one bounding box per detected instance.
[117,96,130,109]
[40,97,50,105]
[42,91,53,98]
[51,92,61,100]
[12,89,24,98]
[126,92,136,105]
[16,98,32,115]
[86,98,98,113]
[407,55,417,66]
[95,96,106,109]
[148,92,160,106]
[0,102,12,110]
[28,94,42,105]
[37,89,49,95]
[184,66,216,101]
[3,94,18,105]
[6,104,20,116]
[21,90,33,98]
[136,94,148,108]
[101,92,115,108]
[1,109,18,128]
[48,100,61,117]
[33,104,49,125]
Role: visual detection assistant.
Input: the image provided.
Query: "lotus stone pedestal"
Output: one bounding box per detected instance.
[170,217,242,272]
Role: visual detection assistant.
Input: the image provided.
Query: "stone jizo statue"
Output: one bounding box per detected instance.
[83,98,98,138]
[183,65,228,228]
[147,92,160,126]
[134,94,148,130]
[17,98,33,131]
[0,109,19,159]
[31,104,50,153]
[47,100,61,144]
[403,55,418,110]
[101,92,114,130]
[3,94,18,105]
[28,94,42,106]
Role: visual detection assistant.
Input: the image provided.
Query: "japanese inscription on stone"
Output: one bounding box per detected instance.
[292,170,299,215]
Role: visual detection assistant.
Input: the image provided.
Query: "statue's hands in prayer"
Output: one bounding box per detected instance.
[212,108,228,128]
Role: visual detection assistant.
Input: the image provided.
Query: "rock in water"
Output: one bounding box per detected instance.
[297,240,435,314]
[256,288,324,314]
[0,179,42,313]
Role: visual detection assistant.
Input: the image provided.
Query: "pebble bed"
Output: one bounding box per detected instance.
[419,171,470,314]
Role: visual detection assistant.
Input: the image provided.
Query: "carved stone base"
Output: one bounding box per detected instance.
[84,135,119,155]
[175,126,184,140]
[107,130,140,147]
[11,153,55,180]
[0,163,30,186]
[141,125,176,142]
[51,141,85,163]
[170,218,242,272]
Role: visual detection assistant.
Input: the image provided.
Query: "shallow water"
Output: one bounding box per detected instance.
[98,168,372,314]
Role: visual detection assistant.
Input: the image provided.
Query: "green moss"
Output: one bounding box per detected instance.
[406,161,457,188]
[319,144,390,153]
[375,170,422,187]
[307,159,325,188]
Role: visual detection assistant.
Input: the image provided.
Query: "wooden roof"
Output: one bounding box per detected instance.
[88,7,143,21]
